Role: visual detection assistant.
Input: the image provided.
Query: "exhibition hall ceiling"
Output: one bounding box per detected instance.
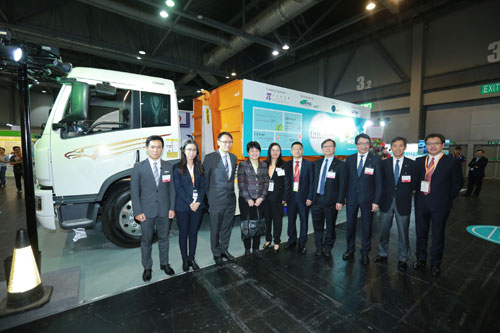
[0,0,477,97]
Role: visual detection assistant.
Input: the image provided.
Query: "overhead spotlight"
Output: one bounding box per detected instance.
[231,72,237,77]
[379,120,386,127]
[6,123,13,127]
[225,76,229,79]
[160,10,169,18]
[364,120,373,128]
[165,0,175,7]
[272,50,279,56]
[196,90,201,93]
[136,56,142,60]
[41,90,47,94]
[13,48,23,62]
[366,1,376,10]
[138,50,146,55]
[282,44,289,50]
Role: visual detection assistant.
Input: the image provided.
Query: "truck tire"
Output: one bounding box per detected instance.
[102,185,150,248]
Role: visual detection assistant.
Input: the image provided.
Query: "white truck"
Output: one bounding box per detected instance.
[34,67,180,248]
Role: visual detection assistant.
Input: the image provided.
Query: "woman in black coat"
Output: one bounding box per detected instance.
[262,142,289,254]
[173,140,206,272]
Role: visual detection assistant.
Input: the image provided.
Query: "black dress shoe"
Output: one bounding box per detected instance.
[253,249,262,258]
[142,269,152,282]
[342,250,354,261]
[323,249,331,257]
[413,260,426,270]
[263,242,272,250]
[182,260,189,272]
[160,264,175,276]
[284,242,296,249]
[431,266,441,276]
[214,256,224,266]
[189,260,200,272]
[373,255,388,263]
[314,248,323,257]
[221,251,236,263]
[361,255,370,265]
[398,261,407,271]
[299,247,306,255]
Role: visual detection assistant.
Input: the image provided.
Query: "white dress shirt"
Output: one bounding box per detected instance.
[357,152,368,168]
[427,152,443,167]
[393,156,404,175]
[219,150,232,176]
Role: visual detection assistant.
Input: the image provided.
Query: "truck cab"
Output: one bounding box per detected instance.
[34,67,180,247]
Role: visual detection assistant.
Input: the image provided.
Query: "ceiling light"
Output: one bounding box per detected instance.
[165,0,175,7]
[272,50,279,56]
[196,90,201,93]
[160,10,169,18]
[364,120,373,128]
[282,44,289,50]
[138,50,146,55]
[136,56,142,60]
[379,120,386,127]
[231,72,236,76]
[366,2,376,10]
[225,76,229,79]
[41,90,47,94]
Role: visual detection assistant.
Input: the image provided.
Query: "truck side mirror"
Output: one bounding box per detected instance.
[60,82,89,123]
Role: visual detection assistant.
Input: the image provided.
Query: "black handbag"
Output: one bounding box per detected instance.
[240,206,266,239]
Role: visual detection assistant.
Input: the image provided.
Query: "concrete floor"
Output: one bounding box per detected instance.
[4,180,500,332]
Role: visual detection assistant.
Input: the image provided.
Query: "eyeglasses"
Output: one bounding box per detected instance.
[322,145,335,148]
[356,142,370,146]
[185,148,197,152]
[219,140,233,144]
[426,142,443,146]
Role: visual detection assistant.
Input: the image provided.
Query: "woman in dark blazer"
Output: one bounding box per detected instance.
[173,140,206,272]
[237,141,269,257]
[263,143,289,254]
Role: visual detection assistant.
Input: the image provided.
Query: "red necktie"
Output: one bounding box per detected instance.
[423,157,435,195]
[294,161,300,183]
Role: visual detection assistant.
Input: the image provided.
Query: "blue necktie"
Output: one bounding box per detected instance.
[394,159,400,185]
[319,159,328,195]
[224,155,230,179]
[357,155,364,177]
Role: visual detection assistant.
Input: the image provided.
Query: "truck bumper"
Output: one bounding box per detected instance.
[35,185,56,230]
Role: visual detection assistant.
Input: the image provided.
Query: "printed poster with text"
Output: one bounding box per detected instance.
[242,80,370,157]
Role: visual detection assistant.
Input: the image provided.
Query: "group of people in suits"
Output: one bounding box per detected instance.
[131,131,464,282]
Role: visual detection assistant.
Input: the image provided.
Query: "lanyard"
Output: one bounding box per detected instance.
[424,154,443,176]
[187,164,195,185]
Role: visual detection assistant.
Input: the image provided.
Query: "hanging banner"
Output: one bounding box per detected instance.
[242,80,370,156]
[201,105,214,159]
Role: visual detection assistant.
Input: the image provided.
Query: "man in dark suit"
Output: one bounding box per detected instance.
[465,149,488,197]
[203,132,238,266]
[284,141,314,255]
[342,133,382,265]
[414,133,463,276]
[374,137,417,271]
[131,135,176,282]
[311,139,345,257]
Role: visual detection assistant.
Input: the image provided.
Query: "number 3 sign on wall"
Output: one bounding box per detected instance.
[356,76,372,91]
[487,41,500,63]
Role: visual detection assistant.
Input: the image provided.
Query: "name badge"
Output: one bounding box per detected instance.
[420,181,430,192]
[192,189,198,202]
[364,167,374,175]
[268,180,274,192]
[402,175,411,183]
[162,174,171,182]
[293,181,299,192]
[327,171,336,179]
[276,168,285,176]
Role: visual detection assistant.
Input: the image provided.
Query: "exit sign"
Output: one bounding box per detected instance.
[481,83,500,94]
[359,102,373,109]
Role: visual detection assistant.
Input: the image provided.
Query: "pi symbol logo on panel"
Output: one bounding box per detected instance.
[466,225,500,245]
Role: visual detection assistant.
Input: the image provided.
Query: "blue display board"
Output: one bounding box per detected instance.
[243,99,365,157]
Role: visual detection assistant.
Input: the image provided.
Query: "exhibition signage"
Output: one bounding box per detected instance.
[480,82,500,95]
[358,102,373,109]
[466,225,500,245]
[242,80,370,156]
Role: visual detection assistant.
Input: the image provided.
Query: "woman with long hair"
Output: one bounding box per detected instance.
[262,143,289,254]
[237,141,269,257]
[173,140,206,272]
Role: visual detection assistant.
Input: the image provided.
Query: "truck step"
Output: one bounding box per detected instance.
[60,218,94,230]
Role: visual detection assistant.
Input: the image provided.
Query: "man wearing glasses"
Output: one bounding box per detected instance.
[414,133,463,276]
[342,133,382,265]
[203,132,238,266]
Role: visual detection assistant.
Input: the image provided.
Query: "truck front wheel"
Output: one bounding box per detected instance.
[102,186,145,248]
